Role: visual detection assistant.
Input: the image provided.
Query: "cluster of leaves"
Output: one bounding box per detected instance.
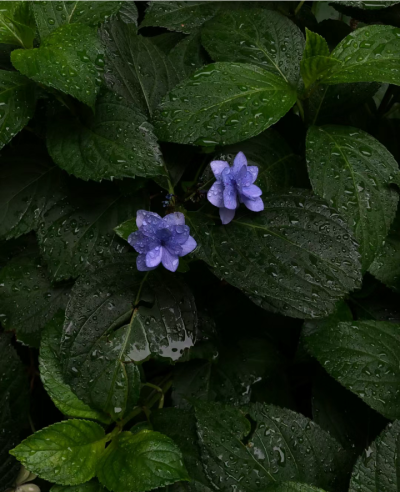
[3,1,400,492]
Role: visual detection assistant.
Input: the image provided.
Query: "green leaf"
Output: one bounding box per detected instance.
[333,0,400,9]
[201,9,305,89]
[304,320,400,420]
[11,23,103,108]
[100,20,179,117]
[187,191,362,319]
[267,485,328,492]
[0,395,21,490]
[0,145,65,240]
[301,56,340,88]
[40,312,111,424]
[119,1,138,25]
[154,62,297,147]
[149,32,185,55]
[169,31,207,81]
[0,1,35,48]
[306,125,399,271]
[195,401,347,492]
[0,254,71,347]
[32,1,122,39]
[321,25,400,86]
[47,91,164,182]
[61,258,197,419]
[37,183,145,282]
[97,430,190,492]
[10,419,106,485]
[303,29,330,59]
[0,70,36,150]
[349,420,400,492]
[114,217,137,241]
[51,480,105,492]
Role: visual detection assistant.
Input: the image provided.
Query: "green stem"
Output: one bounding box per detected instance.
[295,0,305,15]
[296,98,305,121]
[184,177,214,203]
[134,271,150,306]
[105,425,122,443]
[162,159,175,196]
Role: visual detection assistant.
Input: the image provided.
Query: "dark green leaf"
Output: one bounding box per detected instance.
[40,312,111,424]
[100,20,179,117]
[32,1,122,39]
[266,485,328,492]
[349,420,400,492]
[306,125,399,271]
[304,320,400,420]
[0,1,35,48]
[119,1,138,25]
[301,56,340,88]
[333,0,400,8]
[321,25,400,86]
[47,91,164,182]
[51,480,105,492]
[195,401,347,492]
[0,395,21,490]
[37,184,145,282]
[303,29,330,59]
[0,70,36,150]
[0,254,71,347]
[11,23,103,108]
[114,217,137,241]
[187,191,362,319]
[10,420,106,485]
[154,62,297,147]
[201,9,305,89]
[169,31,207,81]
[61,258,197,419]
[149,32,185,55]
[96,430,190,492]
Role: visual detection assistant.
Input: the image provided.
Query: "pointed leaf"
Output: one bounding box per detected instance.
[0,1,35,48]
[303,29,330,59]
[154,62,297,147]
[119,2,138,25]
[114,217,137,241]
[10,420,106,485]
[301,56,341,88]
[11,23,103,108]
[169,31,207,81]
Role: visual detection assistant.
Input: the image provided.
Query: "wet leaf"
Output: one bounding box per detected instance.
[333,0,400,8]
[306,125,399,271]
[303,29,330,59]
[154,62,297,147]
[187,191,362,319]
[169,31,207,81]
[118,1,138,25]
[267,485,328,492]
[51,481,105,492]
[47,91,164,182]
[114,217,137,241]
[11,23,103,108]
[97,430,190,492]
[0,1,35,48]
[10,420,106,485]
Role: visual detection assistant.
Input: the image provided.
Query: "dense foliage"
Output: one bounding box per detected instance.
[2,1,400,491]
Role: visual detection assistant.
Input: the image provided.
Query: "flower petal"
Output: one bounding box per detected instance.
[242,196,264,212]
[136,210,161,228]
[180,236,197,256]
[137,254,156,271]
[207,182,224,207]
[232,151,247,174]
[128,231,159,254]
[138,211,164,237]
[223,184,237,210]
[247,166,259,183]
[170,224,190,245]
[219,207,235,224]
[162,248,180,272]
[210,160,229,178]
[146,246,163,268]
[163,212,185,226]
[242,185,262,199]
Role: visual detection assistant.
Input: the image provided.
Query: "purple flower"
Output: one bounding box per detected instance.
[207,151,264,224]
[128,210,197,272]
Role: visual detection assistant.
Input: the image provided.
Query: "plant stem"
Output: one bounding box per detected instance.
[296,98,305,121]
[295,0,305,15]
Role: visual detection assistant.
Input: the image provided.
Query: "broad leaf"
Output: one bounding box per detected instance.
[0,254,71,347]
[11,23,103,108]
[0,70,36,150]
[119,1,138,25]
[100,20,179,116]
[47,91,164,182]
[154,62,297,147]
[202,9,305,89]
[61,258,197,419]
[10,420,106,485]
[304,320,400,420]
[32,1,122,39]
[195,401,347,492]
[40,312,111,424]
[0,395,21,490]
[267,485,328,492]
[306,125,399,270]
[187,191,362,319]
[150,32,185,54]
[51,481,105,492]
[349,420,400,492]
[0,145,65,240]
[97,430,190,492]
[169,31,207,81]
[0,1,35,48]
[321,25,400,86]
[37,183,145,281]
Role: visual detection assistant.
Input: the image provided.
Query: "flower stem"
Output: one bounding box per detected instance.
[295,0,305,15]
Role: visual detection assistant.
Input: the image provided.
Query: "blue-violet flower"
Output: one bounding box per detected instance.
[128,210,197,272]
[207,151,264,224]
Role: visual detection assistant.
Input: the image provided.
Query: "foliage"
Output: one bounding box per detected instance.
[2,2,400,492]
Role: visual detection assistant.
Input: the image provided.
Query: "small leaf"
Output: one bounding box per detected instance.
[10,420,106,485]
[97,430,190,492]
[100,20,179,116]
[202,9,305,89]
[11,23,103,108]
[306,125,399,270]
[169,31,207,81]
[304,319,400,420]
[303,29,330,59]
[154,62,297,147]
[301,56,341,88]
[40,312,111,424]
[32,1,122,39]
[114,218,137,241]
[0,70,36,150]
[51,481,105,492]
[349,420,400,492]
[47,91,164,182]
[0,1,35,48]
